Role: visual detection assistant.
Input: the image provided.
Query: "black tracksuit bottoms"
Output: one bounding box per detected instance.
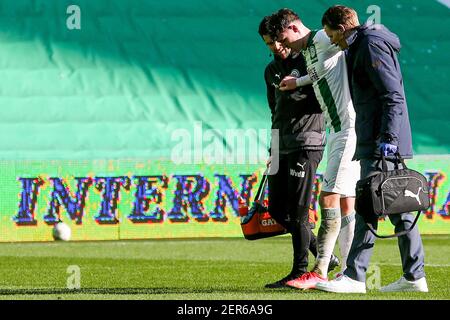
[268,149,323,274]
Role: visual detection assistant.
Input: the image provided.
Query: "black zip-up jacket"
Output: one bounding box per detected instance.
[264,53,325,154]
[346,23,413,160]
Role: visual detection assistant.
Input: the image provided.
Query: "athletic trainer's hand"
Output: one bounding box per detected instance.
[380,143,398,156]
[279,76,297,91]
[266,156,272,168]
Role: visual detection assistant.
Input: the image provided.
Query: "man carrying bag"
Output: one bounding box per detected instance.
[314,6,428,293]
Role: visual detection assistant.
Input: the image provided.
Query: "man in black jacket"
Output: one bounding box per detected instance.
[258,16,339,288]
[315,5,427,293]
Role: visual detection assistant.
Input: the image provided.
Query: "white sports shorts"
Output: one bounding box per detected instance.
[322,128,360,197]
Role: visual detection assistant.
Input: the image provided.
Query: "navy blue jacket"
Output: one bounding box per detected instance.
[346,23,413,160]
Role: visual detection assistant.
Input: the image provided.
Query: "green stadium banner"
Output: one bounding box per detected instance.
[0,1,449,241]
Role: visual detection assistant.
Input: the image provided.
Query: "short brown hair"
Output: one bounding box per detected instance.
[321,5,359,30]
[267,8,301,40]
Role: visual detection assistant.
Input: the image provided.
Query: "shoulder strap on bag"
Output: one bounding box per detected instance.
[366,211,421,239]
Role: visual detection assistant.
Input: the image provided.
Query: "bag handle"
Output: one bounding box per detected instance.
[381,151,407,172]
[365,211,421,239]
[255,171,268,204]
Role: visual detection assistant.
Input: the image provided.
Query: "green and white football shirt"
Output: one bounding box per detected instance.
[302,29,355,133]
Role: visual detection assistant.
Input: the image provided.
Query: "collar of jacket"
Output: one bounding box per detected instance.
[346,22,372,48]
[345,29,358,47]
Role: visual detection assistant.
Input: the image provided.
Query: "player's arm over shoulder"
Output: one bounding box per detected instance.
[314,29,340,54]
[303,30,341,82]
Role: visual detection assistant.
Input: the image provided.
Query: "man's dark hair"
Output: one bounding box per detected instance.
[322,5,359,30]
[258,15,271,38]
[267,8,301,40]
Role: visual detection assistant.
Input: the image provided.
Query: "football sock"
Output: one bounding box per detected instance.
[313,208,341,278]
[338,212,356,272]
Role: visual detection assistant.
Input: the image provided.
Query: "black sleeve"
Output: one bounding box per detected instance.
[264,65,276,155]
[264,66,276,123]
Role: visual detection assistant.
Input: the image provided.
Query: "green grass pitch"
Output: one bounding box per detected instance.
[0,235,448,300]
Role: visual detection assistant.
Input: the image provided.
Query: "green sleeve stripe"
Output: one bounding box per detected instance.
[317,77,341,132]
[306,30,318,48]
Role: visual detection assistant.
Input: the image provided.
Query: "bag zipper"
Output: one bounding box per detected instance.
[380,176,424,190]
[380,176,424,213]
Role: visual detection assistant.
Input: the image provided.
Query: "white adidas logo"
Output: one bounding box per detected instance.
[404,187,422,205]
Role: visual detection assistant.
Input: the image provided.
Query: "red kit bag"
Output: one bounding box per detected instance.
[239,173,287,240]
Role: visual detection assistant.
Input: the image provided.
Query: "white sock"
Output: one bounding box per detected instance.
[313,208,341,277]
[338,212,356,272]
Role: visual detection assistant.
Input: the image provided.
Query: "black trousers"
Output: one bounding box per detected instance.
[268,149,323,274]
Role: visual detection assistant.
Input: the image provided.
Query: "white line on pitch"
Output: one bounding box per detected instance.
[374,263,450,267]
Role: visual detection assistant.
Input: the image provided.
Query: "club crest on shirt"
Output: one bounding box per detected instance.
[290,69,300,78]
